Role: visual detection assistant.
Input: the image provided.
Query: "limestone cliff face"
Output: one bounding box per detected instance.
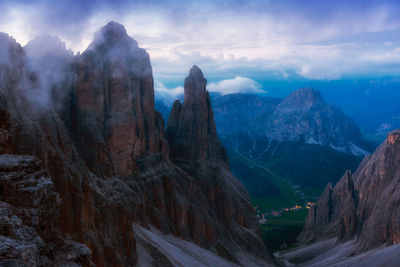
[72,22,167,176]
[299,129,400,251]
[166,65,228,164]
[0,23,271,266]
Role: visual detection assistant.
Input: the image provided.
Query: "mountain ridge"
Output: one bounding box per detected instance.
[298,128,400,250]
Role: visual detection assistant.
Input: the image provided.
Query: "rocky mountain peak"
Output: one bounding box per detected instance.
[167,65,228,163]
[256,87,371,155]
[291,87,321,99]
[189,64,203,77]
[101,21,128,39]
[387,129,400,145]
[184,65,208,104]
[278,87,323,110]
[87,21,139,52]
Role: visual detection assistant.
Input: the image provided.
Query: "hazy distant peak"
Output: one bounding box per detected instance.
[290,87,321,99]
[279,87,323,109]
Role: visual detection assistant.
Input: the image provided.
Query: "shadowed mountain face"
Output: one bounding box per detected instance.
[299,129,400,251]
[0,22,273,266]
[211,93,281,147]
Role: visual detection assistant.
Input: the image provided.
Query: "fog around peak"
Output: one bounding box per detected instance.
[1,0,400,83]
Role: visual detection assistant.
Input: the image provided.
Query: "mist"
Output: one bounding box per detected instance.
[1,0,400,85]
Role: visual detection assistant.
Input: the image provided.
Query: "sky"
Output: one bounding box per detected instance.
[1,0,400,103]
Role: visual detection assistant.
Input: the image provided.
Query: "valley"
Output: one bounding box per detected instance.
[158,88,380,258]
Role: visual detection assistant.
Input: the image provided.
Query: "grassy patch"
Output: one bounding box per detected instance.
[303,186,325,199]
[228,150,281,197]
[261,209,309,252]
[227,149,301,212]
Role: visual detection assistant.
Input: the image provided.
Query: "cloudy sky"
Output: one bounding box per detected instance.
[1,0,400,102]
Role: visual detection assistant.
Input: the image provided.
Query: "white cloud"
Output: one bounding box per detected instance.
[207,77,264,95]
[154,76,264,105]
[154,80,183,105]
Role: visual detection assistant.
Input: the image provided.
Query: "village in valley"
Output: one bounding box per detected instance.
[255,201,316,225]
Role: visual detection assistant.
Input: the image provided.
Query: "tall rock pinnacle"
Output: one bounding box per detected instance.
[166,65,227,163]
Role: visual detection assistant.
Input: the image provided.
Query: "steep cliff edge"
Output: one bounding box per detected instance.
[299,129,400,251]
[0,22,271,266]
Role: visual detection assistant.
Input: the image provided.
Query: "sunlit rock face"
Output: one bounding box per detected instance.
[299,129,400,251]
[72,22,167,176]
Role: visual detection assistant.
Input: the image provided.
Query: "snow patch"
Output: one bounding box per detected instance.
[329,142,369,156]
[306,137,323,145]
[349,142,369,156]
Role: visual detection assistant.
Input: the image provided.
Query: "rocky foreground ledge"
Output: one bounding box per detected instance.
[0,154,91,266]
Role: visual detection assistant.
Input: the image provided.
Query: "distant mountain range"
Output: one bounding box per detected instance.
[212,88,374,155]
[157,88,377,201]
[156,88,377,212]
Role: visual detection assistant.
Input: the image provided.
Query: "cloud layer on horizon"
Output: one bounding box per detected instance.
[154,76,263,105]
[1,0,400,84]
[208,77,264,95]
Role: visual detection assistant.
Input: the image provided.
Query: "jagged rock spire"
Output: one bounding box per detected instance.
[299,128,400,251]
[166,65,227,163]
